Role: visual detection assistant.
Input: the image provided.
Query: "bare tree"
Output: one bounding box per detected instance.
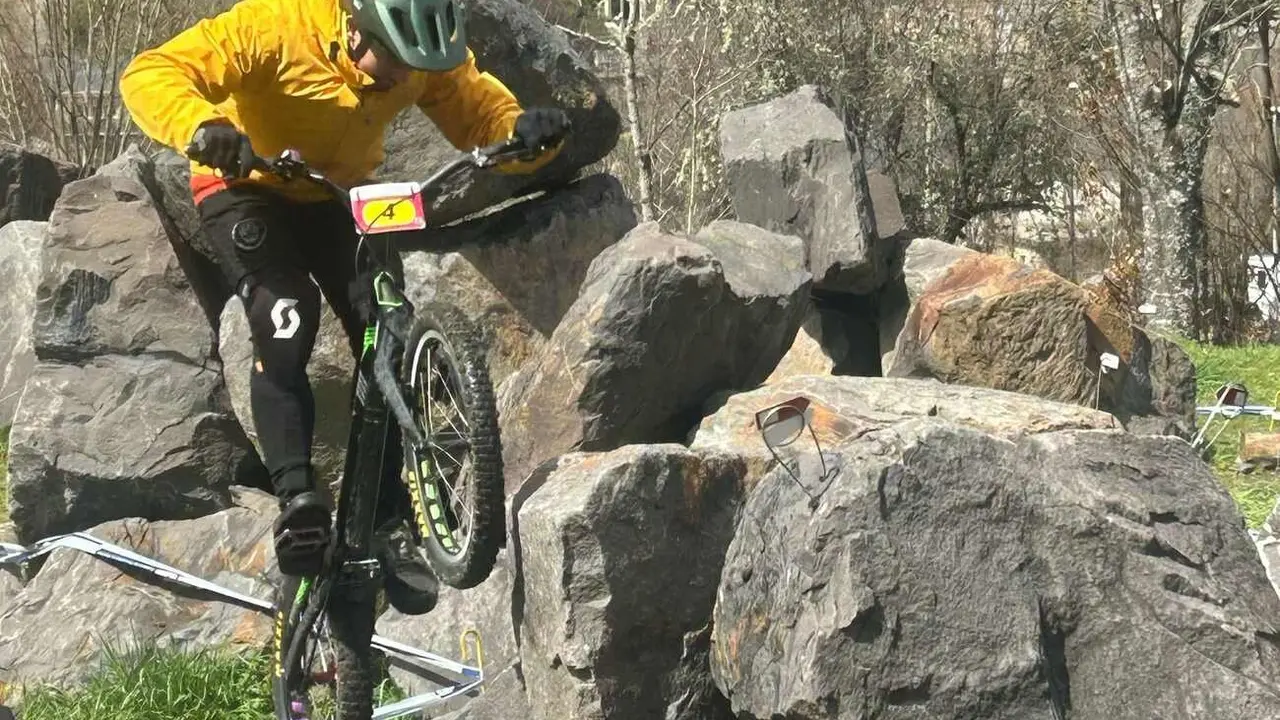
[1084,0,1274,338]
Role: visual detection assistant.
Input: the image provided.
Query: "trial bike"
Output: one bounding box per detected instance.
[186,134,542,720]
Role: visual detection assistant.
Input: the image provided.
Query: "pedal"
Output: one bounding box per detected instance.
[274,526,329,576]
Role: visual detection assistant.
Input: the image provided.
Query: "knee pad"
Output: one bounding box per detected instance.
[243,270,321,385]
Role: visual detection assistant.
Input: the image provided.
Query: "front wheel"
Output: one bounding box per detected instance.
[400,301,505,590]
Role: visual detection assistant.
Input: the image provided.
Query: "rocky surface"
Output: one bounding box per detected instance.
[0,146,79,228]
[31,168,213,365]
[497,221,809,489]
[0,487,279,689]
[878,236,1197,432]
[6,356,259,542]
[712,423,1280,719]
[6,152,265,542]
[0,220,44,425]
[719,85,886,294]
[379,0,620,226]
[403,173,638,386]
[514,445,745,720]
[378,550,521,716]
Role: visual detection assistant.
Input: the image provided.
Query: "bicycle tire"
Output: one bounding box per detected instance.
[326,583,379,720]
[271,575,379,720]
[400,301,505,589]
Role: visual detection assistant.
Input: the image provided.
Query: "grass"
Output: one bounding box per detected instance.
[5,637,410,720]
[13,641,273,720]
[1179,340,1280,529]
[0,424,8,525]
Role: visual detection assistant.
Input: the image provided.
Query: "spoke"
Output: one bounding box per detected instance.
[430,360,470,432]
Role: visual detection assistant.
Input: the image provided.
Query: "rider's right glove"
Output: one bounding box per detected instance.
[188,121,258,179]
[513,107,571,153]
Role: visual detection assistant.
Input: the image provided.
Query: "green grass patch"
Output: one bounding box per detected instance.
[1179,340,1280,529]
[15,641,273,720]
[8,636,411,720]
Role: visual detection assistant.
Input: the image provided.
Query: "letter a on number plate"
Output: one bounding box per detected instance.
[349,182,427,234]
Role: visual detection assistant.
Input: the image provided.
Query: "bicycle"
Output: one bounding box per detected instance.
[185,134,545,720]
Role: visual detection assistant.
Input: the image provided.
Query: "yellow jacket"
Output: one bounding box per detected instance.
[119,0,556,204]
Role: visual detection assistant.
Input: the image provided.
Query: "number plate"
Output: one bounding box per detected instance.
[349,182,427,235]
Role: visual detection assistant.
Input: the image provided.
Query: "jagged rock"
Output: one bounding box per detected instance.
[691,374,1120,484]
[497,221,809,489]
[218,297,355,485]
[515,445,744,720]
[0,146,77,227]
[31,168,213,365]
[711,420,1280,719]
[719,85,886,294]
[0,221,44,425]
[150,149,233,329]
[436,665,532,720]
[379,0,620,226]
[378,550,520,716]
[7,356,262,542]
[880,238,1096,406]
[402,173,638,386]
[0,487,279,689]
[879,236,1197,432]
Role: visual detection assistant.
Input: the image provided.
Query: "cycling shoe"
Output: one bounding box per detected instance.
[273,491,332,576]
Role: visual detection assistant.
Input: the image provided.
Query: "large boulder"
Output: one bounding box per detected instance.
[514,445,744,720]
[0,220,45,425]
[719,85,887,294]
[6,356,261,542]
[878,236,1196,431]
[710,422,1280,719]
[379,0,621,226]
[403,173,638,386]
[0,487,279,690]
[497,221,810,489]
[31,169,214,365]
[0,146,78,228]
[218,297,355,485]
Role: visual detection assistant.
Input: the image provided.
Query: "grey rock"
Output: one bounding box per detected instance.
[0,145,77,227]
[0,221,45,424]
[436,664,532,720]
[719,85,886,293]
[378,549,520,717]
[0,487,279,689]
[496,222,807,490]
[712,422,1280,719]
[692,220,812,384]
[7,356,263,542]
[402,173,638,386]
[379,0,621,226]
[218,296,355,486]
[32,170,213,365]
[515,445,744,720]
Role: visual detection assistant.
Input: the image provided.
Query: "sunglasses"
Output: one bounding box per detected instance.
[754,396,837,506]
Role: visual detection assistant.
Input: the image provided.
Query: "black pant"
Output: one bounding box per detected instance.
[197,184,410,523]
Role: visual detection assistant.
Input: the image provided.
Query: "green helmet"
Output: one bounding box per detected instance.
[349,0,468,72]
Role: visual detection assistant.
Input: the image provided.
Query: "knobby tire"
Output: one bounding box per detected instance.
[401,301,505,590]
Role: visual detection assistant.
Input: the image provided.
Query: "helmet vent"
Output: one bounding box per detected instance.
[389,7,417,46]
[445,2,457,39]
[425,11,443,52]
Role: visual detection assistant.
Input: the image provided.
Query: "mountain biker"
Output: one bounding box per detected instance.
[118,0,570,614]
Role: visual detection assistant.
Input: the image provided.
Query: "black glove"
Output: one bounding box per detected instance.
[513,107,571,153]
[187,121,257,178]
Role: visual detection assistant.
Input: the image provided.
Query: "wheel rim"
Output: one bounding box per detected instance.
[279,616,339,719]
[407,329,477,558]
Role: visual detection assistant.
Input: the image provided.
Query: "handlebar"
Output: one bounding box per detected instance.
[182,134,541,209]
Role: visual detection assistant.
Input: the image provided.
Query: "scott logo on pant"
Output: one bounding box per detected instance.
[272,298,302,339]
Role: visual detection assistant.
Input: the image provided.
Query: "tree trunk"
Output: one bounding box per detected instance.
[622,17,655,222]
[1136,101,1213,339]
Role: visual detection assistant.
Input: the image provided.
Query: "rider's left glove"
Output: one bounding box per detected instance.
[513,107,571,153]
